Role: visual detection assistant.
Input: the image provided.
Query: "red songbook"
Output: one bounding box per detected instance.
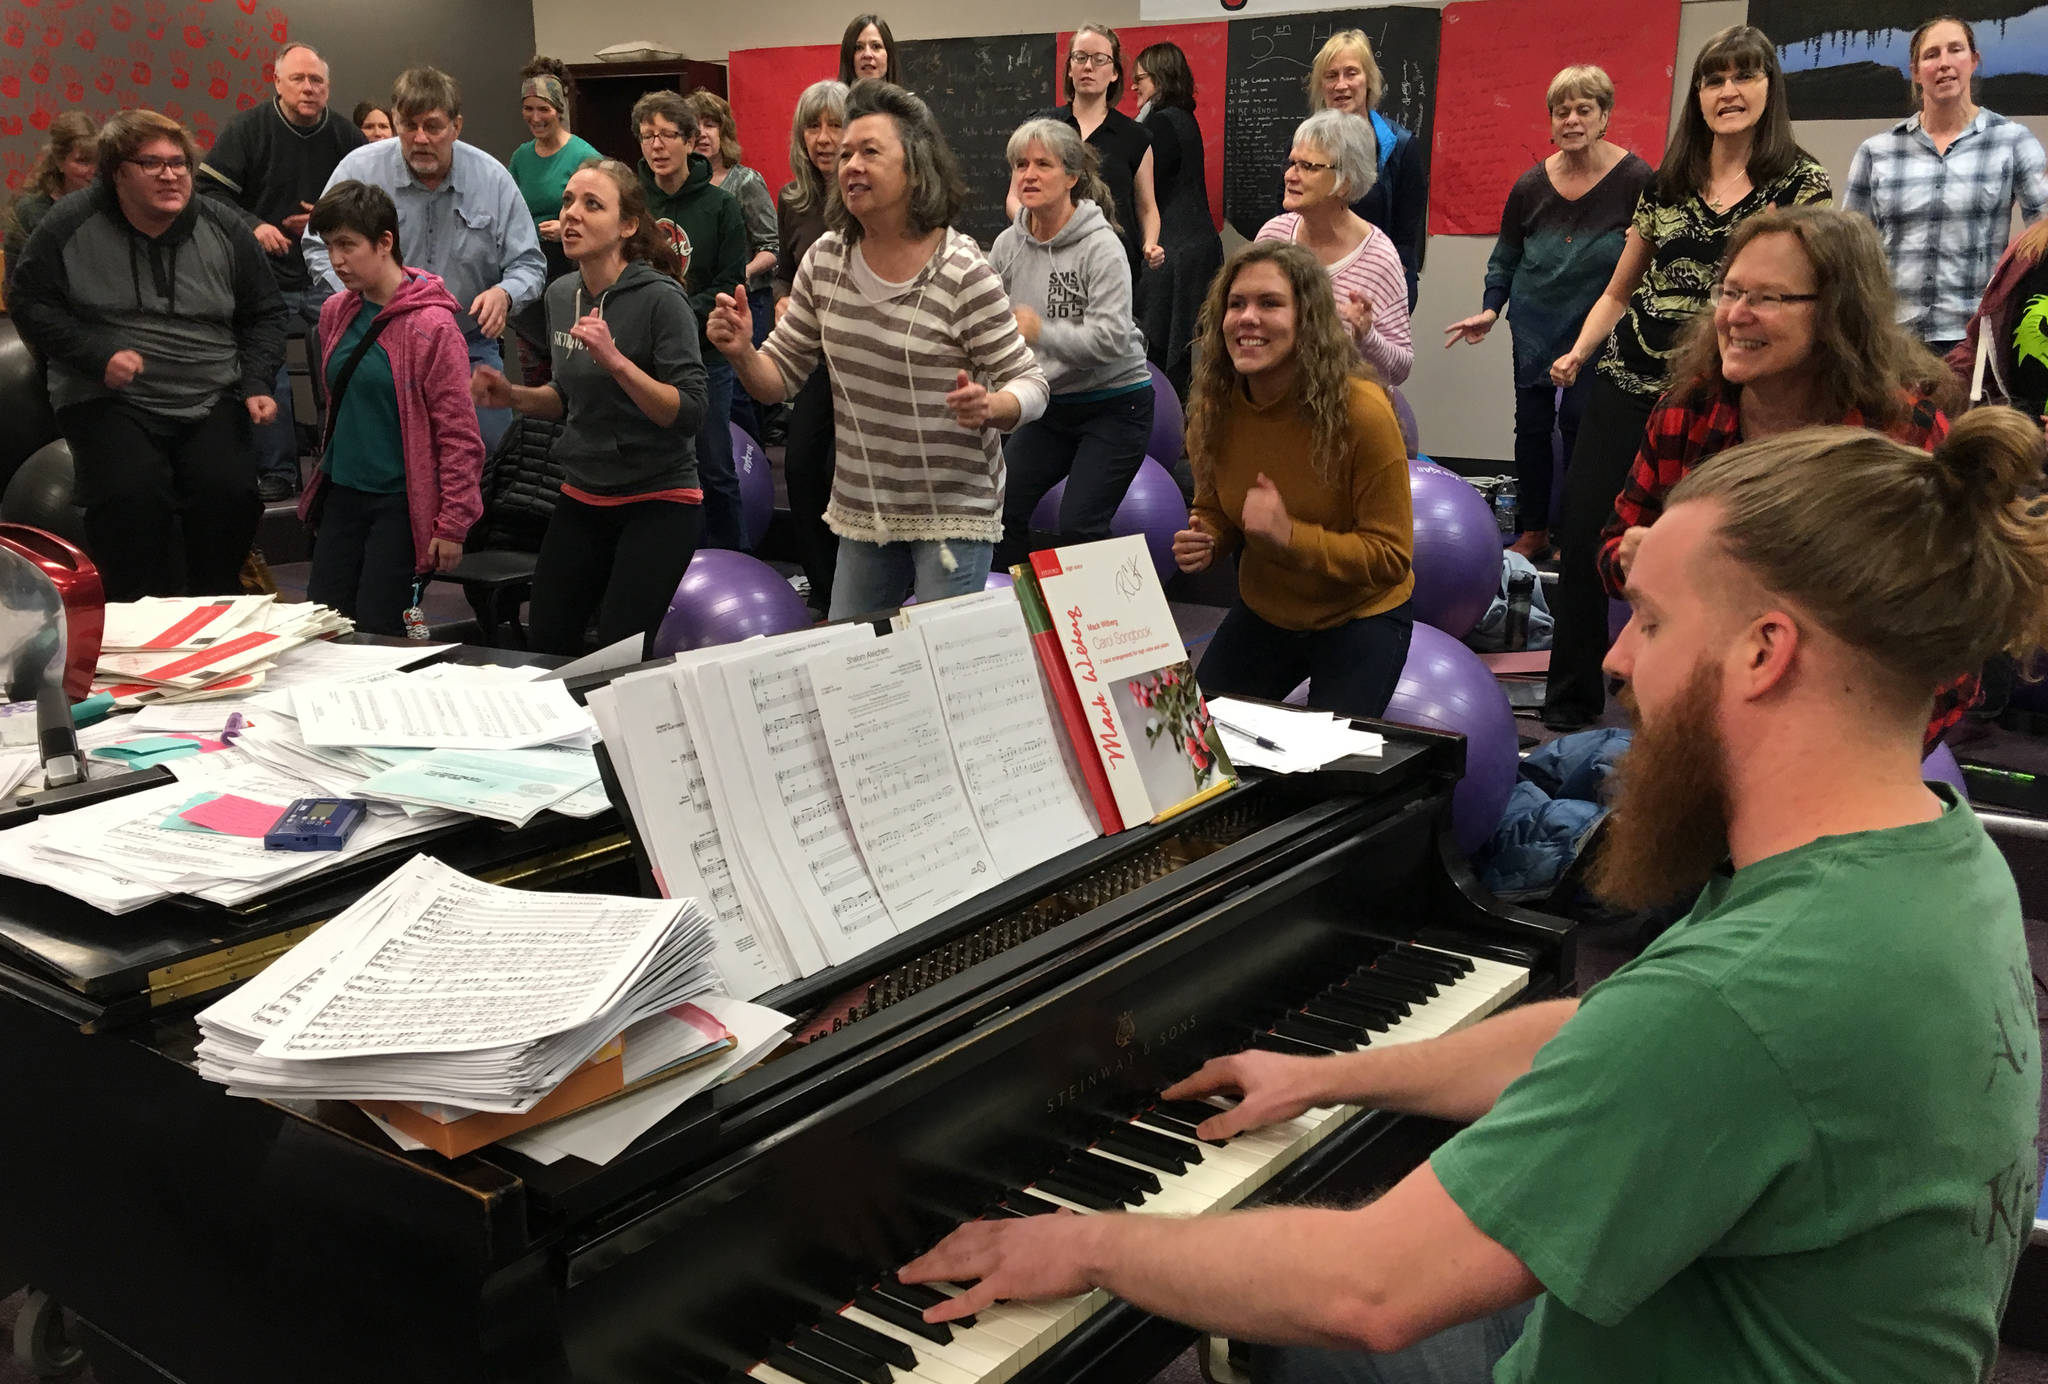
[1010,563,1123,835]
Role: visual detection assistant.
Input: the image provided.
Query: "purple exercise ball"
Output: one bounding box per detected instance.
[1147,362,1185,467]
[1408,459,1501,640]
[1285,623,1517,854]
[731,422,773,549]
[1922,743,1967,796]
[1386,385,1419,458]
[654,549,812,654]
[1029,456,1187,581]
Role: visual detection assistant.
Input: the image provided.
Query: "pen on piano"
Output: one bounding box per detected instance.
[1211,717,1283,752]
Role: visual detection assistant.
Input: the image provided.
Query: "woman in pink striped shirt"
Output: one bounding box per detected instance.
[1256,110,1413,385]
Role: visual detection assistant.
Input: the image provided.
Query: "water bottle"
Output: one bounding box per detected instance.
[1493,480,1519,534]
[1504,571,1536,650]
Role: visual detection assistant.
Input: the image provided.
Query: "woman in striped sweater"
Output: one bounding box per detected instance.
[709,81,1049,617]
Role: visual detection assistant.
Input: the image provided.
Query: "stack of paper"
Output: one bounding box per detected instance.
[93,598,363,705]
[1207,697,1386,773]
[192,855,720,1114]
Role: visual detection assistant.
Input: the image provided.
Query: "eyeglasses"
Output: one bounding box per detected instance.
[125,155,191,176]
[1699,68,1766,90]
[640,128,686,145]
[1069,53,1116,69]
[399,119,453,138]
[1285,157,1334,174]
[1713,283,1818,311]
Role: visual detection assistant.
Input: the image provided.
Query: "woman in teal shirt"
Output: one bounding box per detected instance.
[509,57,600,384]
[1443,65,1650,559]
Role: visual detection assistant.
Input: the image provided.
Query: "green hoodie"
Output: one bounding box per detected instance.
[636,151,749,350]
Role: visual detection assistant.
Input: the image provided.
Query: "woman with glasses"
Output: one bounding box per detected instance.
[8,109,288,600]
[1302,29,1427,312]
[631,89,751,550]
[1042,25,1162,288]
[1540,24,1829,730]
[1254,110,1413,386]
[1593,204,1974,750]
[1442,66,1651,560]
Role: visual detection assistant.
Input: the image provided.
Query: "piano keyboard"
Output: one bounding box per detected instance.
[747,941,1530,1384]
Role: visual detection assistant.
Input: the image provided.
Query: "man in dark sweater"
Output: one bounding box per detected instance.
[12,110,287,601]
[200,40,363,500]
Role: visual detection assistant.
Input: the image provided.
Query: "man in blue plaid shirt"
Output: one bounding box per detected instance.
[1844,16,2048,355]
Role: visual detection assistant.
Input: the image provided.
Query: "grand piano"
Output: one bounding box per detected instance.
[0,684,1574,1384]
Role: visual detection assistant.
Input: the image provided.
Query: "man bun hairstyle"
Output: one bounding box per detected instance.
[1667,408,2048,714]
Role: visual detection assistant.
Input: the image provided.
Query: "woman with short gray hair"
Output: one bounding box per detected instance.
[708,81,1049,616]
[1255,109,1413,383]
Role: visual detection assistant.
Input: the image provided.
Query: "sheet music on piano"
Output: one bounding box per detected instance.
[807,634,1000,927]
[603,666,789,999]
[912,598,1099,877]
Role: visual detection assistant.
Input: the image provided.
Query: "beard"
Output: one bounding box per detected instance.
[1587,658,1733,913]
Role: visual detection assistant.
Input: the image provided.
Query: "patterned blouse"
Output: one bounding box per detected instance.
[1598,153,1832,399]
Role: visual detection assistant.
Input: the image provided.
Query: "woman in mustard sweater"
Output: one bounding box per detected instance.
[1174,240,1414,718]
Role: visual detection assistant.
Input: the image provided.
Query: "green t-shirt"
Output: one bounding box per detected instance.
[1434,789,2040,1383]
[322,301,404,494]
[509,134,603,230]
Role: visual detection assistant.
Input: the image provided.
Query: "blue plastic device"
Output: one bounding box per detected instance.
[263,797,367,851]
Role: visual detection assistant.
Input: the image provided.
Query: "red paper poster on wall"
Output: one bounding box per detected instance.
[1428,0,1679,236]
[728,44,841,204]
[1052,21,1227,231]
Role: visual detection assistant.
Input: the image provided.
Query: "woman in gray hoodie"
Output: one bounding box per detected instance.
[472,158,707,656]
[989,118,1155,569]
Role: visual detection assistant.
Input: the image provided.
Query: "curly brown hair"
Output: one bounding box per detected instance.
[25,111,96,201]
[1185,240,1368,486]
[1667,205,1961,424]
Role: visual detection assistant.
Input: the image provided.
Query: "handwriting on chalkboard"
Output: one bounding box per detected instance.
[1221,7,1441,240]
[898,33,1059,246]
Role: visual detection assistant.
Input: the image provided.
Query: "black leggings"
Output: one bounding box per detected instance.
[58,396,259,601]
[996,388,1154,570]
[784,364,838,613]
[1542,373,1656,725]
[306,482,415,636]
[528,495,703,657]
[1510,377,1589,536]
[1197,599,1415,722]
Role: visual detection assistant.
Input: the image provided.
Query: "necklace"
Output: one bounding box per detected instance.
[1703,169,1748,212]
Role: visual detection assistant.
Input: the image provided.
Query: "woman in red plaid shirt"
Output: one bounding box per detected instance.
[1599,204,1974,746]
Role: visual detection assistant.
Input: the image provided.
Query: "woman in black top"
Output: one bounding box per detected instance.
[1132,42,1222,403]
[774,79,850,617]
[1021,25,1162,288]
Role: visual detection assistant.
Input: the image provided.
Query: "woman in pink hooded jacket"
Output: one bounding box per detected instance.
[300,180,483,634]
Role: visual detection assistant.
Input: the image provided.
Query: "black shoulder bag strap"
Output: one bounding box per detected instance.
[319,306,398,453]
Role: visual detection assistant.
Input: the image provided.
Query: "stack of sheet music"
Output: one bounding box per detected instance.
[588,586,1105,1002]
[95,597,358,705]
[192,856,721,1114]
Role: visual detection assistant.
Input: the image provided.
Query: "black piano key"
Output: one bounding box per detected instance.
[1369,958,1443,993]
[990,1203,1028,1218]
[1304,994,1394,1030]
[1343,970,1428,1005]
[1134,1109,1225,1145]
[1050,1158,1146,1205]
[1382,949,1464,982]
[1276,1013,1367,1049]
[1002,1190,1064,1217]
[1106,1122,1199,1162]
[850,1289,952,1344]
[765,1347,864,1384]
[787,1333,894,1384]
[1251,1031,1329,1058]
[1094,1128,1188,1173]
[1072,1149,1160,1195]
[1035,1172,1120,1210]
[815,1317,918,1371]
[878,1282,955,1313]
[1155,1099,1235,1125]
[1396,942,1473,975]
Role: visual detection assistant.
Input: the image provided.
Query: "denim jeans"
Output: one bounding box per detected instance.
[697,354,745,549]
[828,537,994,621]
[1253,1300,1534,1384]
[469,335,512,455]
[255,287,325,484]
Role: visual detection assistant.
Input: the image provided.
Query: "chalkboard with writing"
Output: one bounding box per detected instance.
[1221,8,1441,241]
[898,34,1059,246]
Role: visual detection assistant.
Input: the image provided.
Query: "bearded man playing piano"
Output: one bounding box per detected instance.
[904,413,2046,1383]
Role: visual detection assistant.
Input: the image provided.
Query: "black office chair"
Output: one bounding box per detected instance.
[433,415,565,648]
